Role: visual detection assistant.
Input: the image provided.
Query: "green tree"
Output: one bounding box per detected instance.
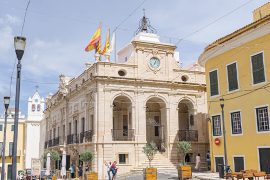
[176,141,192,165]
[142,142,158,167]
[79,151,94,172]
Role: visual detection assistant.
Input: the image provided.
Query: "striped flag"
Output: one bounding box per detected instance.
[85,26,101,52]
[101,29,110,55]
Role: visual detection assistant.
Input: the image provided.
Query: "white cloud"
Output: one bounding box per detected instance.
[0,14,21,25]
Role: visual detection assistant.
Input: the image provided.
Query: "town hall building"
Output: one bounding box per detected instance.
[41,15,209,178]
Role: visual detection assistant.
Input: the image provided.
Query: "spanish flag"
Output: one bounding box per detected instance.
[101,29,110,55]
[85,26,101,52]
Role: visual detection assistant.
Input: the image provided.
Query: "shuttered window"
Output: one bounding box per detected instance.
[209,70,219,96]
[251,53,265,84]
[227,63,239,91]
[212,115,222,136]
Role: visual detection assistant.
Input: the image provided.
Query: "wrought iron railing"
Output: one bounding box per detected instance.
[85,130,93,142]
[44,141,48,149]
[53,137,60,146]
[111,129,134,141]
[48,139,53,147]
[178,130,198,141]
[67,134,79,144]
[80,130,93,143]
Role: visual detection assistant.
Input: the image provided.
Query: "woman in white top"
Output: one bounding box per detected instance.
[195,153,201,171]
[104,161,112,180]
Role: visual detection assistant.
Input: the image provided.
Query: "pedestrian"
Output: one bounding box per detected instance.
[78,163,83,179]
[195,153,201,172]
[206,151,211,171]
[111,161,118,180]
[69,163,75,178]
[85,162,90,172]
[104,161,112,180]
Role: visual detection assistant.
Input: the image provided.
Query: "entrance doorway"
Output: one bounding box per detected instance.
[146,97,167,152]
[259,148,270,173]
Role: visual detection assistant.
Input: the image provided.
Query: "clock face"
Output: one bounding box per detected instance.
[149,57,160,69]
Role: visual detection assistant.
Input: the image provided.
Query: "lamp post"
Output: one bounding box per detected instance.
[1,96,10,180]
[220,98,228,173]
[11,36,26,179]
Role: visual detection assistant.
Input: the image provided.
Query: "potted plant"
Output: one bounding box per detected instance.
[79,151,97,180]
[142,142,158,180]
[176,141,192,179]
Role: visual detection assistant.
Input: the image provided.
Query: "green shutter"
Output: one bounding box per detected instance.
[227,63,239,91]
[252,53,265,84]
[209,70,219,96]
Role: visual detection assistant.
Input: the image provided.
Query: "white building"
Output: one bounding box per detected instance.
[25,90,45,170]
[41,15,209,179]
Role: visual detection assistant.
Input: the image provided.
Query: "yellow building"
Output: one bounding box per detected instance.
[199,3,270,173]
[0,108,26,179]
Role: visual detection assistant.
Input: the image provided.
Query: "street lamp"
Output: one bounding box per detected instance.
[11,36,26,179]
[220,98,228,173]
[1,96,10,180]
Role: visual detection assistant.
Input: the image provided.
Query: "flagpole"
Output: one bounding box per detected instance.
[114,31,117,63]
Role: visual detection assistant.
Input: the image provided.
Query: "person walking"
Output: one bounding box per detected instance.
[78,163,83,179]
[69,163,75,178]
[195,153,201,172]
[111,161,118,180]
[206,151,211,171]
[104,161,112,180]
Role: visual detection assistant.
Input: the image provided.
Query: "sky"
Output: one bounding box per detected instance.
[0,0,269,115]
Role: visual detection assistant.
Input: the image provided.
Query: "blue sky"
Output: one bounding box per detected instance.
[0,0,269,115]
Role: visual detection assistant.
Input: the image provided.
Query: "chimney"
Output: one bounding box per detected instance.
[253,2,270,22]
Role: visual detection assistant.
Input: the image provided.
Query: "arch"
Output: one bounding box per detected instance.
[111,92,134,107]
[112,94,134,141]
[177,97,195,110]
[144,94,168,109]
[145,96,168,152]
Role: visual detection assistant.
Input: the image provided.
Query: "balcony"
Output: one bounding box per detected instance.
[111,129,134,141]
[178,130,198,141]
[67,134,79,144]
[80,130,94,143]
[48,139,53,147]
[44,141,48,149]
[53,137,60,146]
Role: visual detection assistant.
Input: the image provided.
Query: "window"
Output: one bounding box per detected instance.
[227,63,239,91]
[231,111,242,134]
[209,70,219,96]
[212,115,222,136]
[0,124,3,131]
[9,142,13,156]
[32,104,36,112]
[234,157,244,172]
[11,125,14,131]
[154,116,160,137]
[37,104,41,111]
[35,99,38,103]
[119,154,128,164]
[256,106,269,132]
[251,52,265,84]
[123,116,128,136]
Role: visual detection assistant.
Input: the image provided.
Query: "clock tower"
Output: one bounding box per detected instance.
[117,12,181,80]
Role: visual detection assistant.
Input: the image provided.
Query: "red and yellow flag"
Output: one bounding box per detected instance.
[85,27,101,52]
[101,29,110,55]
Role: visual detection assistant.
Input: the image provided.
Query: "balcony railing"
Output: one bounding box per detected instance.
[178,130,198,141]
[44,141,48,149]
[80,130,94,143]
[67,134,79,144]
[53,137,60,146]
[112,129,134,141]
[48,139,53,147]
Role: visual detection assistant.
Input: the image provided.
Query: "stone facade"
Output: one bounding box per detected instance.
[42,30,209,178]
